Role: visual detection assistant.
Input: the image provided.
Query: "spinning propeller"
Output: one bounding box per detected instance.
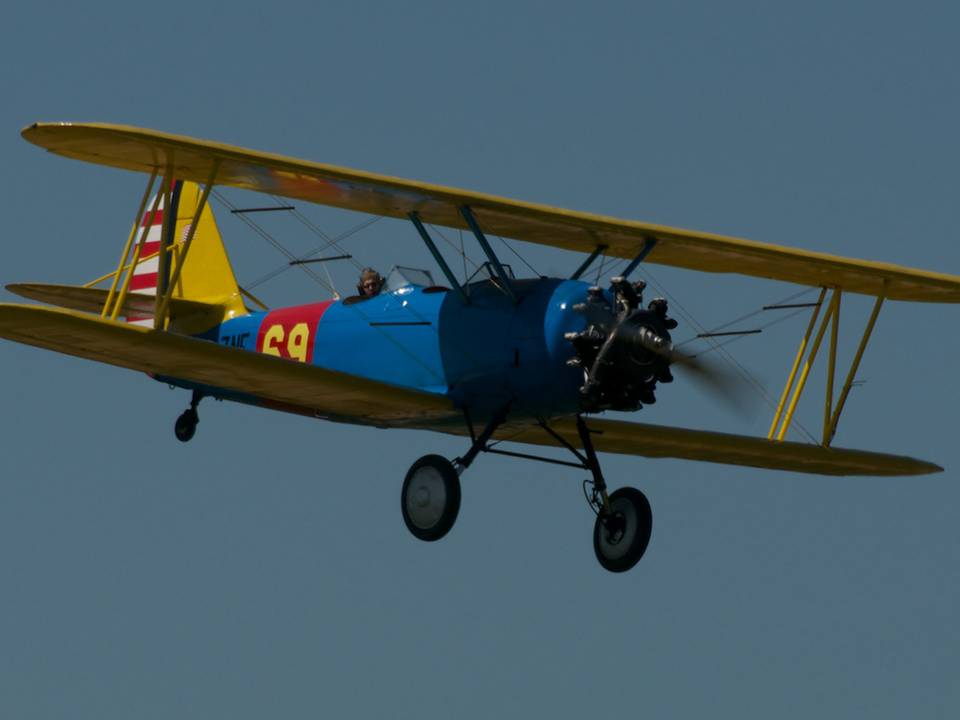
[565,277,752,415]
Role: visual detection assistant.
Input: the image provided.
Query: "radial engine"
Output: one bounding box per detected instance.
[565,277,679,412]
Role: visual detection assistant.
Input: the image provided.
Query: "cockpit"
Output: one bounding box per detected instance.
[344,263,520,304]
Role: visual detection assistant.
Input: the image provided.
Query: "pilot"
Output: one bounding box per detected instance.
[357,268,384,297]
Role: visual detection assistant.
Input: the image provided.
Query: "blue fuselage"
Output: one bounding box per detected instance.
[196,278,592,420]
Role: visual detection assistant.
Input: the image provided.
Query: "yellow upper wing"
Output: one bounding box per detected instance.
[0,303,456,425]
[23,122,960,303]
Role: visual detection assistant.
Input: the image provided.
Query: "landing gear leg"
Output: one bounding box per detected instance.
[576,415,653,573]
[174,390,202,443]
[400,405,509,542]
[453,405,510,474]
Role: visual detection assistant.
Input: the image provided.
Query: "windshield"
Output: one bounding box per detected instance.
[383,266,436,293]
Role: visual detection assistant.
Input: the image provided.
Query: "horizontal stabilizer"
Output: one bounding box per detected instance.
[6,283,225,328]
[490,417,942,477]
[0,303,456,425]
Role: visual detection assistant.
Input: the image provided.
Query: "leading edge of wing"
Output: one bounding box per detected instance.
[22,122,960,303]
[0,303,456,425]
[490,417,942,477]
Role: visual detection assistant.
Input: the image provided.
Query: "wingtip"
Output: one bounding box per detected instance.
[20,121,79,144]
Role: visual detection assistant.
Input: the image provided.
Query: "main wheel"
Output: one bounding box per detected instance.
[593,487,652,573]
[401,454,461,542]
[174,409,198,443]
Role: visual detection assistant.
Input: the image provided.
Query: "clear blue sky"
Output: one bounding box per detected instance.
[2,2,958,717]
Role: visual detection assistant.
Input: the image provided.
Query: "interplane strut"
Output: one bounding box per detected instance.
[770,285,885,446]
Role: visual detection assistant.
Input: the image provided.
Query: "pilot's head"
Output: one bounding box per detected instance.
[358,268,384,297]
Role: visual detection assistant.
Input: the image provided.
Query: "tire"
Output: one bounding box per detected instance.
[174,409,198,443]
[401,454,461,542]
[593,487,652,573]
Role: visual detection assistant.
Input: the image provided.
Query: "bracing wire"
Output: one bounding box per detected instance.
[213,190,337,296]
[631,263,819,443]
[428,224,482,273]
[494,235,540,277]
[675,288,816,349]
[687,307,809,355]
[594,252,610,285]
[271,194,372,272]
[246,215,382,290]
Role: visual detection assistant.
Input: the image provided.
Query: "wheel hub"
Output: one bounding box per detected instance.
[414,486,432,507]
[406,467,446,529]
[602,511,627,545]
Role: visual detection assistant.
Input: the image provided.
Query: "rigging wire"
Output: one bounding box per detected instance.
[594,252,611,285]
[428,224,482,273]
[688,307,809,355]
[674,287,816,348]
[630,263,819,443]
[494,234,540,277]
[246,214,382,290]
[271,194,370,272]
[213,190,337,296]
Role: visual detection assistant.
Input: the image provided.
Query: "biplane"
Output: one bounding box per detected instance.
[4,122,958,573]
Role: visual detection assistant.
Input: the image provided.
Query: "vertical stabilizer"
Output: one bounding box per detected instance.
[126,180,246,327]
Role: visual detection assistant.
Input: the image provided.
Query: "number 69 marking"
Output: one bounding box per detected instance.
[261,322,310,363]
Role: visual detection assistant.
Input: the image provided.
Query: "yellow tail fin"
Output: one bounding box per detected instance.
[127,180,246,328]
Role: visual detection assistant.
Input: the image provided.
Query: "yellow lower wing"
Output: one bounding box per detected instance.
[487,417,941,477]
[0,304,456,425]
[0,303,940,475]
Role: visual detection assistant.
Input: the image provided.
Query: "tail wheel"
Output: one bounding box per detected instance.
[593,487,652,573]
[401,454,461,542]
[174,409,198,443]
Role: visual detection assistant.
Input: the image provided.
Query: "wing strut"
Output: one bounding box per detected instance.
[409,212,469,304]
[620,237,658,279]
[570,244,608,280]
[107,175,166,320]
[768,286,885,446]
[155,162,220,328]
[101,169,158,317]
[827,294,884,444]
[460,206,517,303]
[153,167,176,325]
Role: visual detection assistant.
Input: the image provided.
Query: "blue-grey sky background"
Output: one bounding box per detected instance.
[2,1,958,717]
